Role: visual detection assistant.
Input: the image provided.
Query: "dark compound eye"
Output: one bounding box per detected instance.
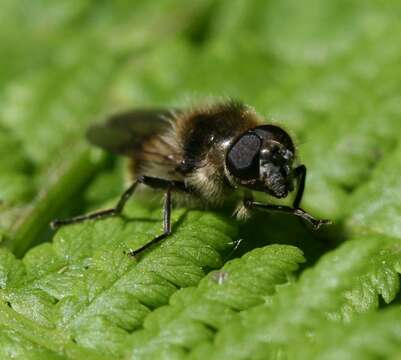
[226,132,262,180]
[253,125,294,153]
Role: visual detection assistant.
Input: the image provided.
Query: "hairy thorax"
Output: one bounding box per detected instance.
[130,101,261,206]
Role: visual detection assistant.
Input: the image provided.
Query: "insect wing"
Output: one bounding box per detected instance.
[86,109,174,156]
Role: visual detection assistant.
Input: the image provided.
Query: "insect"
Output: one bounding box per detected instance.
[51,100,330,256]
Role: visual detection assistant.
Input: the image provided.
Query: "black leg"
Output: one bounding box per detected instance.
[244,200,330,230]
[223,238,244,261]
[293,164,306,209]
[50,175,186,229]
[50,180,140,229]
[128,186,173,257]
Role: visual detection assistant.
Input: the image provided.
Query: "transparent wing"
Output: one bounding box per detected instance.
[86,109,176,156]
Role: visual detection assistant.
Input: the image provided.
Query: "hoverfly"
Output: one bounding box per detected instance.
[51,100,330,256]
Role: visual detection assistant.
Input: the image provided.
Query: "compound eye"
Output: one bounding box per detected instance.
[226,132,262,180]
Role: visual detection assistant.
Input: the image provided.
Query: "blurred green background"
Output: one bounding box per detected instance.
[0,1,401,359]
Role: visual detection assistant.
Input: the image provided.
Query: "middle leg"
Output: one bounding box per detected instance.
[128,184,173,257]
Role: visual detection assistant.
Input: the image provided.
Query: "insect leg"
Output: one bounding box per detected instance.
[244,200,330,230]
[128,184,173,257]
[50,175,186,229]
[292,164,306,209]
[50,180,140,229]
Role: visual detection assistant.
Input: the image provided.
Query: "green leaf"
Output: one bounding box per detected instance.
[126,245,304,359]
[293,306,401,360]
[1,0,401,358]
[191,234,401,359]
[0,200,237,358]
[347,142,401,239]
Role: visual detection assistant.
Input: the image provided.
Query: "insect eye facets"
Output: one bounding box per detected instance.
[226,133,262,180]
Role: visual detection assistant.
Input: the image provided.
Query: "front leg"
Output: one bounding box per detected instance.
[239,164,330,230]
[244,200,330,230]
[292,164,306,209]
